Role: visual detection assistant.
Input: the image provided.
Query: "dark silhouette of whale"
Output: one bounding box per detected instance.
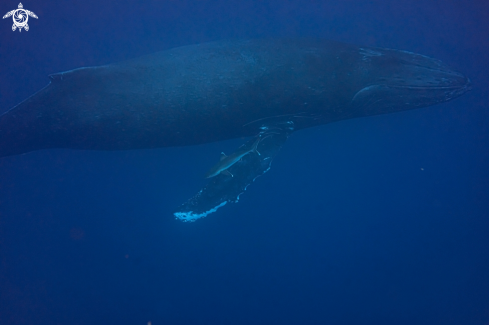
[0,39,470,220]
[0,39,470,158]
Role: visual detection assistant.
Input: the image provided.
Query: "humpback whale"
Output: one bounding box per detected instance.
[0,39,470,221]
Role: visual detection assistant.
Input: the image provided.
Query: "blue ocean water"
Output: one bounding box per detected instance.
[0,0,488,324]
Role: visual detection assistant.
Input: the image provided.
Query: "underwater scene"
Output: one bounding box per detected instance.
[0,0,488,324]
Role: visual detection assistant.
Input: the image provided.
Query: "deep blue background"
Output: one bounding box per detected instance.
[1,0,488,324]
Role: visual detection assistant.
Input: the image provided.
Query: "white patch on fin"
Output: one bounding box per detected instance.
[174,201,228,222]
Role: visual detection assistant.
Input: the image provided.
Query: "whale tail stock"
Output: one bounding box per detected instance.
[0,81,75,158]
[0,100,40,158]
[0,107,31,158]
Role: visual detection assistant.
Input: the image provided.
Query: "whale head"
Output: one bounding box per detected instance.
[350,47,471,115]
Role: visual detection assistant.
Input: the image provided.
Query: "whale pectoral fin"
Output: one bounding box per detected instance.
[174,125,293,222]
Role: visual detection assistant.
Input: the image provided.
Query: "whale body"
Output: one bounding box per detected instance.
[0,39,470,158]
[0,39,471,220]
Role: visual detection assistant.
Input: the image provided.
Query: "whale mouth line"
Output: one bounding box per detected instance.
[385,83,471,90]
[353,80,471,101]
[351,78,471,109]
